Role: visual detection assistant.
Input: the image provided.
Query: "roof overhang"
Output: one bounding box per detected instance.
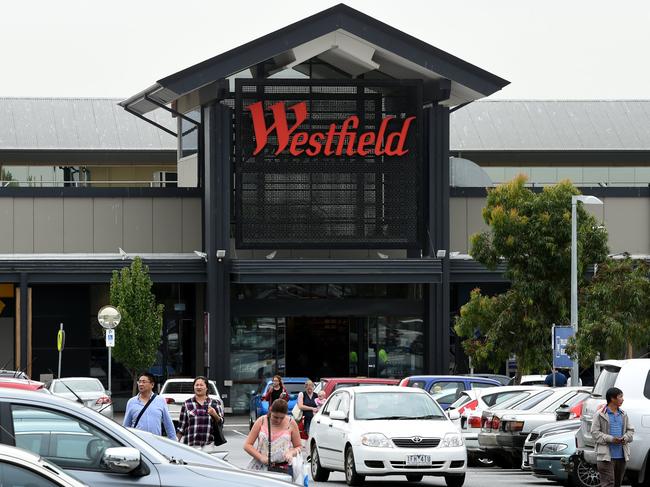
[121,4,508,115]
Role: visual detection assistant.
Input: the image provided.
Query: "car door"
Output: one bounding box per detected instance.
[315,393,341,467]
[7,403,160,486]
[328,392,351,470]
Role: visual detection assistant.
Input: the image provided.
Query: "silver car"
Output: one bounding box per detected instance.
[0,443,88,486]
[48,377,114,419]
[0,388,292,486]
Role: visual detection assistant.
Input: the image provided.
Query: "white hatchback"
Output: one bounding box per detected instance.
[309,385,467,486]
[159,378,221,424]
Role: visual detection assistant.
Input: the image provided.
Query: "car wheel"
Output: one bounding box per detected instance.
[445,474,466,487]
[310,442,330,482]
[344,446,365,486]
[406,473,424,482]
[572,457,600,487]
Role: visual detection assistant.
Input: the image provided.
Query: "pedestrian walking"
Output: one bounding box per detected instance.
[297,380,318,435]
[244,399,301,474]
[123,372,176,440]
[176,376,226,451]
[262,375,289,404]
[591,387,634,487]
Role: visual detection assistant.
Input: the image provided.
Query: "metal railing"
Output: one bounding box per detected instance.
[1,180,178,188]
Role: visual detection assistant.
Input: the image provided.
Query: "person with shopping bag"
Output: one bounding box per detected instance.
[176,376,226,451]
[295,380,318,436]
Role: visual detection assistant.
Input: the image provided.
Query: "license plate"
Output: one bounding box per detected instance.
[406,455,431,466]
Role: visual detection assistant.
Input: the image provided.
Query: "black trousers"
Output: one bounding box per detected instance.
[597,459,626,487]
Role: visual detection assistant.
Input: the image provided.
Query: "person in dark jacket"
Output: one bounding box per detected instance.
[591,387,634,487]
[262,375,288,404]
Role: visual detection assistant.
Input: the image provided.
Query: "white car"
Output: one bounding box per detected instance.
[48,377,113,419]
[309,385,467,486]
[448,385,544,464]
[159,378,221,423]
[0,444,88,486]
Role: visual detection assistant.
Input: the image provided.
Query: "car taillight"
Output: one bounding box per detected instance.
[491,417,501,430]
[399,378,409,387]
[165,398,175,404]
[95,396,112,405]
[458,399,478,414]
[504,420,524,432]
[570,401,583,418]
[469,415,482,428]
[481,416,491,431]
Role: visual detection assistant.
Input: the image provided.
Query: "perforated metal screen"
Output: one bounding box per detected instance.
[234,79,422,249]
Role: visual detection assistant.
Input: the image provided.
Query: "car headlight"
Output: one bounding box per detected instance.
[361,433,393,448]
[440,432,464,448]
[541,443,568,453]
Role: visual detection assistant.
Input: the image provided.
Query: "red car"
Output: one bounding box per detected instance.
[316,377,400,399]
[0,378,49,393]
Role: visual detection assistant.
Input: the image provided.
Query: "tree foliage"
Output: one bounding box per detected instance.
[110,257,164,393]
[454,176,608,376]
[568,257,650,362]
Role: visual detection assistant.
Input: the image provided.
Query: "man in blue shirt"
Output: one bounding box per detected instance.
[591,387,634,487]
[123,372,176,440]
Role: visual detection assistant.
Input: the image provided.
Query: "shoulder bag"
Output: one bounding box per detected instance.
[266,415,292,475]
[292,393,303,421]
[132,393,155,429]
[211,399,227,446]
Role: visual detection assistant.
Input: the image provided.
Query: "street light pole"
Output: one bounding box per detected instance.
[570,195,603,386]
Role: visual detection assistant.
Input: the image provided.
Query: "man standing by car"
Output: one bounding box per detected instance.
[591,387,634,487]
[124,372,176,440]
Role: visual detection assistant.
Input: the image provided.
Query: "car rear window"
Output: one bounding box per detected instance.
[593,366,620,398]
[482,391,523,407]
[163,382,218,395]
[284,383,306,394]
[407,380,427,389]
[54,380,103,393]
[512,389,554,410]
[449,393,472,409]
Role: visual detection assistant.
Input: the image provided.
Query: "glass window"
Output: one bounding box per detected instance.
[0,462,59,487]
[54,379,103,394]
[470,381,495,389]
[338,393,350,415]
[429,381,464,395]
[179,110,200,158]
[593,366,620,398]
[408,380,427,389]
[369,316,424,378]
[483,391,523,407]
[514,389,554,410]
[354,392,444,420]
[449,393,472,410]
[322,394,341,416]
[11,405,121,471]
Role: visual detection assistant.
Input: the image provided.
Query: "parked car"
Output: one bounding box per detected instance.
[522,419,581,471]
[0,377,50,393]
[309,385,467,486]
[0,444,88,486]
[508,374,548,386]
[479,387,589,468]
[530,427,583,485]
[448,386,545,465]
[248,376,308,429]
[316,377,400,399]
[0,388,297,486]
[575,358,650,486]
[399,375,501,409]
[159,377,221,424]
[47,377,113,419]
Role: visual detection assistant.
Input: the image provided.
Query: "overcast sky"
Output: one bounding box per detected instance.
[2,0,649,100]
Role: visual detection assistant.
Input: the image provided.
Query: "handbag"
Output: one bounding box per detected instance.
[210,399,227,446]
[267,415,293,476]
[292,399,303,422]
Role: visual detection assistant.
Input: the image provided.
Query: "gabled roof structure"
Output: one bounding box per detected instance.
[121,3,509,114]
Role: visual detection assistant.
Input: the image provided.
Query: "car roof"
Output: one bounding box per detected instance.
[343,385,427,394]
[404,375,498,382]
[321,377,399,383]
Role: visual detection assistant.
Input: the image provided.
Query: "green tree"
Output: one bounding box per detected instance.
[454,176,608,378]
[569,257,650,362]
[110,257,164,394]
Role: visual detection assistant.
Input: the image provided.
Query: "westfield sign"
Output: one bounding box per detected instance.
[246,101,415,157]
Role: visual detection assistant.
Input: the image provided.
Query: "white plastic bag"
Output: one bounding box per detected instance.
[290,455,308,486]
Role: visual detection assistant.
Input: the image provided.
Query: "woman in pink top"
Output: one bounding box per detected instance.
[244,398,302,471]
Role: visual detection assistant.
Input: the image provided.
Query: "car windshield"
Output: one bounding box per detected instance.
[54,379,103,393]
[354,392,445,420]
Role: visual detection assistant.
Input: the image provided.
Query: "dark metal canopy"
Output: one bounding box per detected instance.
[121,3,509,114]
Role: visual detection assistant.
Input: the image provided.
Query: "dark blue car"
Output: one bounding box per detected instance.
[399,375,501,409]
[248,377,308,429]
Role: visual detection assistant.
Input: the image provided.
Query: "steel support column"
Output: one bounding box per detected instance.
[203,102,232,406]
[19,273,28,372]
[424,105,450,374]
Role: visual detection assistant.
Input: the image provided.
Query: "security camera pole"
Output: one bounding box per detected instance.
[97,306,121,393]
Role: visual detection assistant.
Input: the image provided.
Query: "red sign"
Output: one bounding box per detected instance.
[246,101,415,157]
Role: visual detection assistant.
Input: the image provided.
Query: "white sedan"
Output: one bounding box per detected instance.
[309,385,467,486]
[159,378,221,423]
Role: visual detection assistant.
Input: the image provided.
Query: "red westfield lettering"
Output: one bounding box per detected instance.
[246,101,415,157]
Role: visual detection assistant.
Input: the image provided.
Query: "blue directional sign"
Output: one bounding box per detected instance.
[552,325,574,369]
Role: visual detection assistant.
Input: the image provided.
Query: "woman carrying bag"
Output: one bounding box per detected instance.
[176,376,226,451]
[296,380,318,435]
[244,399,301,475]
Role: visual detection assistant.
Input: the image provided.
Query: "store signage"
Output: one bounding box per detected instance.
[246,101,415,157]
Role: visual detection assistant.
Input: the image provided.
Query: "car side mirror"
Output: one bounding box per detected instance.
[103,447,141,474]
[447,410,461,421]
[330,410,347,421]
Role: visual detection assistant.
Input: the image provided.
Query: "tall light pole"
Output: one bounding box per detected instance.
[571,195,603,386]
